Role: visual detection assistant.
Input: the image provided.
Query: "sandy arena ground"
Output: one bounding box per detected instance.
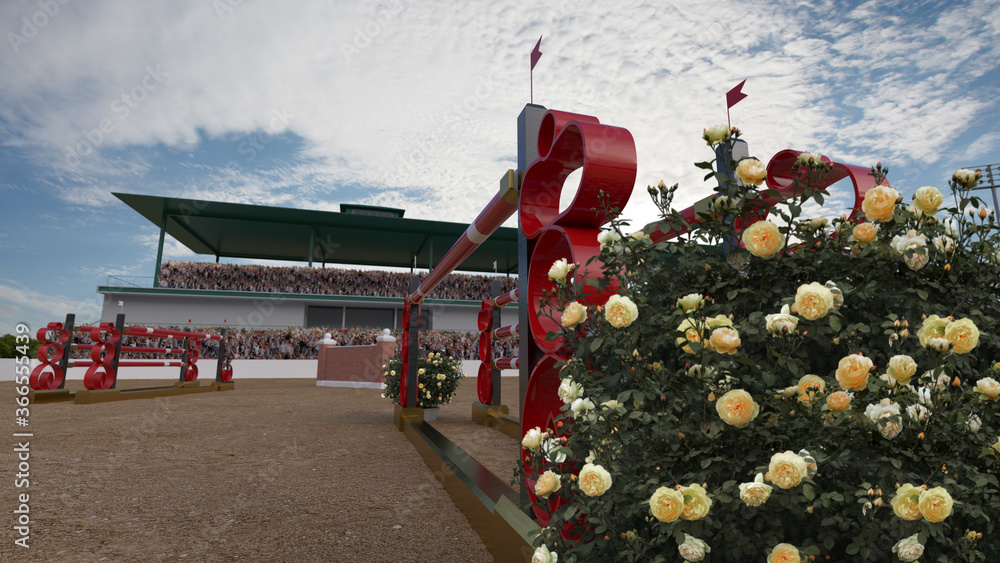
[1,377,522,562]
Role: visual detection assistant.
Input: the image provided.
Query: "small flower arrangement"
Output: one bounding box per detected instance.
[381,352,465,408]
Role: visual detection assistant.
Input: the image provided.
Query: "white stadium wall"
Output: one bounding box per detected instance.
[98,288,518,331]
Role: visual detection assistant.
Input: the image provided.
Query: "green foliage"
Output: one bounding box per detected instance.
[524,138,1000,562]
[0,333,41,359]
[380,352,465,408]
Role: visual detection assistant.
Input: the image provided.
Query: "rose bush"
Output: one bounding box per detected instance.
[520,129,999,561]
[380,352,464,408]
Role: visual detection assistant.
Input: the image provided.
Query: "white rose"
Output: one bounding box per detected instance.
[571,397,596,419]
[967,414,982,433]
[713,195,737,213]
[943,217,959,237]
[906,403,930,422]
[865,399,902,439]
[547,258,571,282]
[531,544,558,563]
[797,152,824,166]
[597,229,622,251]
[765,304,799,334]
[891,230,928,271]
[916,386,933,406]
[892,533,924,562]
[557,379,583,404]
[678,534,711,561]
[933,235,955,253]
[541,437,566,463]
[522,427,545,451]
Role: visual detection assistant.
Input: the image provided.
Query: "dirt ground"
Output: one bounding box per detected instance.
[1,377,522,562]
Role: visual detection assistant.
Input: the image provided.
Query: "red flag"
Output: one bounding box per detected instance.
[726,79,747,109]
[530,36,543,70]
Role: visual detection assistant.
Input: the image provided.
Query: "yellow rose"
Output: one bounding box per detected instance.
[918,486,953,522]
[676,318,703,354]
[825,390,852,411]
[738,473,773,507]
[917,314,948,347]
[975,377,1000,400]
[708,327,741,355]
[790,282,834,321]
[676,293,705,313]
[534,470,561,499]
[852,222,878,243]
[945,318,979,354]
[741,220,785,259]
[705,315,733,329]
[531,545,557,563]
[649,486,685,522]
[835,354,872,391]
[547,258,571,282]
[861,184,899,222]
[578,463,612,496]
[702,124,732,146]
[561,301,588,329]
[736,158,767,186]
[765,451,808,489]
[992,437,1000,454]
[886,355,917,385]
[522,427,545,451]
[953,168,980,188]
[604,294,638,328]
[716,389,759,428]
[680,483,712,520]
[797,374,826,405]
[891,483,922,520]
[913,186,944,215]
[768,543,802,563]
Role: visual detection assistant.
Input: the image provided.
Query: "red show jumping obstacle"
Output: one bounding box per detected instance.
[30,313,232,392]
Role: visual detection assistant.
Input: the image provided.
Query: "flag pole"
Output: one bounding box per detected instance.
[530,36,542,105]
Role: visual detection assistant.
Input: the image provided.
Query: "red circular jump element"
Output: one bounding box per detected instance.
[765,149,885,222]
[519,112,637,238]
[184,364,199,382]
[478,331,491,364]
[527,225,619,354]
[220,367,234,383]
[521,354,567,524]
[83,364,115,390]
[29,364,64,390]
[89,327,121,344]
[37,342,65,364]
[188,338,202,351]
[477,301,493,332]
[89,342,116,362]
[37,326,70,344]
[477,362,492,404]
[536,110,599,159]
[186,349,200,364]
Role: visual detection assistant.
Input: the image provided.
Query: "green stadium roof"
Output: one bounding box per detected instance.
[114,193,519,274]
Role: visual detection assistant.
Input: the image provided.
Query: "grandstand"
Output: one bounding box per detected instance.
[98,194,519,333]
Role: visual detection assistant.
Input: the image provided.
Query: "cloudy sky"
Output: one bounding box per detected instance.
[1,0,998,333]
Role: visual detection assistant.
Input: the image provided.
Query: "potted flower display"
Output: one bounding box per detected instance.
[521,127,999,561]
[382,352,465,420]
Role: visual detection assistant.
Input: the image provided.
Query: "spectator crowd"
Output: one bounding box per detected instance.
[158,261,517,301]
[67,326,518,362]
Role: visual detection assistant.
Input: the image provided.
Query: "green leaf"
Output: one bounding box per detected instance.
[829,315,842,333]
[803,483,816,502]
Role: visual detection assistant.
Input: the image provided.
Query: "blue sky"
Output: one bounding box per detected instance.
[1,0,998,333]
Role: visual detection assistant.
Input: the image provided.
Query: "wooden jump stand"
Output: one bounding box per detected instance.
[29,313,235,405]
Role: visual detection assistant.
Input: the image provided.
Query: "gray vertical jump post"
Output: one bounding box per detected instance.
[406,275,421,407]
[110,313,125,389]
[215,327,229,383]
[57,313,75,389]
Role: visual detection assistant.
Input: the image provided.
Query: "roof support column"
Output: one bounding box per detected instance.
[308,231,315,267]
[153,209,167,288]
